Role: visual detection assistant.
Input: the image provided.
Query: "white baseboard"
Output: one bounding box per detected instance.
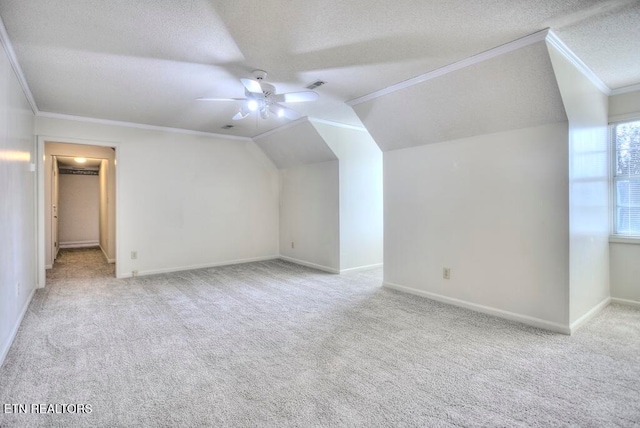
[569,297,611,333]
[383,281,570,334]
[59,240,99,249]
[117,255,279,278]
[278,256,340,274]
[611,297,640,308]
[0,287,36,369]
[340,263,383,274]
[99,245,115,264]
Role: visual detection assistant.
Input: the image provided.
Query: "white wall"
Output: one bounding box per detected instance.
[279,160,340,272]
[58,173,99,245]
[36,116,280,277]
[608,89,640,303]
[548,44,610,326]
[0,39,36,366]
[312,122,383,271]
[384,123,570,327]
[44,143,115,267]
[99,159,110,260]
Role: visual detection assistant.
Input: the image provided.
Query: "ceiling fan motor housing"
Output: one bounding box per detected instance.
[252,69,268,81]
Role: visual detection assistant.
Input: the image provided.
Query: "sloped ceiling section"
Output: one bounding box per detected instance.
[253,119,337,169]
[351,40,567,152]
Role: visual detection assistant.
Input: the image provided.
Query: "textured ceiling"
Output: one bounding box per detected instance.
[352,41,567,151]
[0,0,638,138]
[253,119,337,169]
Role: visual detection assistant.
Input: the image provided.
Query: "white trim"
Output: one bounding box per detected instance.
[308,118,368,132]
[252,117,309,140]
[545,30,611,95]
[611,297,640,308]
[0,16,38,114]
[383,281,570,334]
[609,235,640,245]
[59,240,99,249]
[569,297,610,333]
[0,287,36,369]
[278,255,340,274]
[340,263,383,274]
[37,135,121,286]
[99,245,115,264]
[611,83,640,96]
[118,255,279,278]
[36,111,253,142]
[609,113,640,124]
[347,29,551,106]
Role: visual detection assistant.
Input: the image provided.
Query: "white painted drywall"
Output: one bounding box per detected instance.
[609,90,640,120]
[58,173,99,245]
[610,243,640,302]
[36,116,279,278]
[279,160,340,272]
[253,120,338,169]
[548,43,610,325]
[312,122,383,271]
[351,41,567,152]
[0,40,36,366]
[99,159,109,259]
[608,89,640,303]
[383,123,570,325]
[44,143,115,267]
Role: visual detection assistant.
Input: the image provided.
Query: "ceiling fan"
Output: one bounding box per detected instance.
[197,70,319,121]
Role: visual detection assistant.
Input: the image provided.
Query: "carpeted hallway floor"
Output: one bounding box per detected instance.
[1,248,639,427]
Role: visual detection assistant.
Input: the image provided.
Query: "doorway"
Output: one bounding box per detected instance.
[38,138,119,287]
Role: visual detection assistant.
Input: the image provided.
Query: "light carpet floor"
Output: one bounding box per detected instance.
[1,248,639,427]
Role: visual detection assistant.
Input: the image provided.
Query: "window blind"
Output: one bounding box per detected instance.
[613,120,640,236]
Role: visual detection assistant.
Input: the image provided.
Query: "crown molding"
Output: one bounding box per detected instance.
[251,116,310,140]
[308,118,368,132]
[610,83,640,96]
[0,15,38,114]
[347,29,551,106]
[36,111,253,141]
[545,30,611,95]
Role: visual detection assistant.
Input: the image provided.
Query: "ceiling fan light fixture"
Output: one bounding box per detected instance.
[247,99,259,111]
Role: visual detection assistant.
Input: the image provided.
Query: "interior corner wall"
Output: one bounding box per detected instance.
[36,117,280,277]
[311,122,383,271]
[279,160,340,272]
[383,123,570,326]
[0,40,36,366]
[58,173,99,245]
[547,44,611,325]
[608,89,640,303]
[99,159,108,258]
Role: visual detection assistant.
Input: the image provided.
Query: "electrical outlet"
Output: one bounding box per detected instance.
[131,251,137,260]
[132,270,138,277]
[443,267,451,280]
[291,242,294,249]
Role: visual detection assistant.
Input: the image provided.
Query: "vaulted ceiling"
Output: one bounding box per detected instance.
[0,0,638,138]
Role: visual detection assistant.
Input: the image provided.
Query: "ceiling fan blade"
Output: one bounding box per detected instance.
[274,91,319,103]
[272,103,302,120]
[232,112,249,120]
[240,78,263,94]
[196,97,246,101]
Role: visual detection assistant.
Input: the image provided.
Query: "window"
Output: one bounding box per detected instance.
[612,120,640,236]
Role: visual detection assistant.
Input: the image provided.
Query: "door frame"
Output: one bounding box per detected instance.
[37,135,121,288]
